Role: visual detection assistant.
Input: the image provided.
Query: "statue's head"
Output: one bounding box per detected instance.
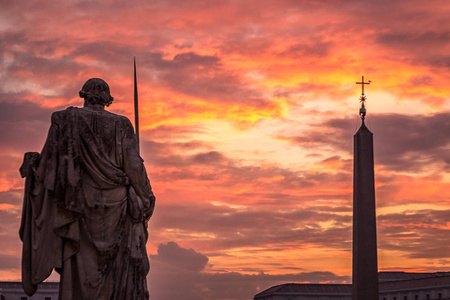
[79,78,114,107]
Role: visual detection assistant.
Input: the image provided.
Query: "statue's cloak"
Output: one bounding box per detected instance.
[20,107,155,300]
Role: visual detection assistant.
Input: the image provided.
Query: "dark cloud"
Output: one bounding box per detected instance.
[285,112,450,172]
[36,44,282,118]
[409,76,433,87]
[71,41,134,62]
[219,26,276,56]
[368,113,450,171]
[1,50,85,99]
[150,202,352,252]
[428,56,450,69]
[191,151,227,165]
[148,241,350,300]
[0,100,53,123]
[150,242,209,272]
[141,140,225,168]
[377,32,450,49]
[144,51,276,107]
[9,52,81,80]
[281,40,334,58]
[374,27,450,69]
[144,125,206,139]
[0,101,51,153]
[0,31,27,50]
[0,190,23,206]
[0,254,21,270]
[174,41,194,49]
[146,140,350,190]
[378,209,450,260]
[172,52,220,66]
[0,205,23,271]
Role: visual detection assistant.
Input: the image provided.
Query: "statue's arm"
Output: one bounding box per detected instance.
[121,118,156,219]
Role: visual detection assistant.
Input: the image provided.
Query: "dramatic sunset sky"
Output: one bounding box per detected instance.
[1,0,449,299]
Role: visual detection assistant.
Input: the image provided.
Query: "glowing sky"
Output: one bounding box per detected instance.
[1,1,450,299]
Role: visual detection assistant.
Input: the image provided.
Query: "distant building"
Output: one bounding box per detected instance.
[0,281,58,300]
[254,272,450,300]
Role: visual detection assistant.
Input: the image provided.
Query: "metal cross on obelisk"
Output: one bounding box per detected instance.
[356,75,371,95]
[134,57,140,154]
[355,76,371,121]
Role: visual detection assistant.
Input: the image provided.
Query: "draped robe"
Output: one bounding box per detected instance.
[20,106,155,300]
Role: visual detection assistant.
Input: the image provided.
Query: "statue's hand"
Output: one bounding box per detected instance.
[128,186,145,222]
[19,152,40,178]
[143,194,155,222]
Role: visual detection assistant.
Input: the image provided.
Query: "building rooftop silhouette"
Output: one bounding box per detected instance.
[0,281,59,300]
[254,272,450,300]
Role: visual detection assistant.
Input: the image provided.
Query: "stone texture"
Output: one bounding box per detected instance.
[20,78,155,300]
[352,123,379,300]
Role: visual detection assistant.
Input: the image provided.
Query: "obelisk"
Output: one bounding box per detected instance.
[352,76,379,300]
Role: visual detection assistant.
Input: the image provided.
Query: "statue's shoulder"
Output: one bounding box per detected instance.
[51,107,132,128]
[50,107,78,123]
[102,110,132,124]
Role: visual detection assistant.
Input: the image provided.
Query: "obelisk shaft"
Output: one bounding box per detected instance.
[352,123,379,300]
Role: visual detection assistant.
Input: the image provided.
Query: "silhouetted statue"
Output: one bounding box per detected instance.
[19,78,156,299]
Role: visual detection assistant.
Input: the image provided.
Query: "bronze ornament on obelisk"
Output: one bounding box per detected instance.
[352,76,379,300]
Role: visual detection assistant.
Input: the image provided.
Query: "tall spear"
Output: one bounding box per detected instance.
[134,56,140,154]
